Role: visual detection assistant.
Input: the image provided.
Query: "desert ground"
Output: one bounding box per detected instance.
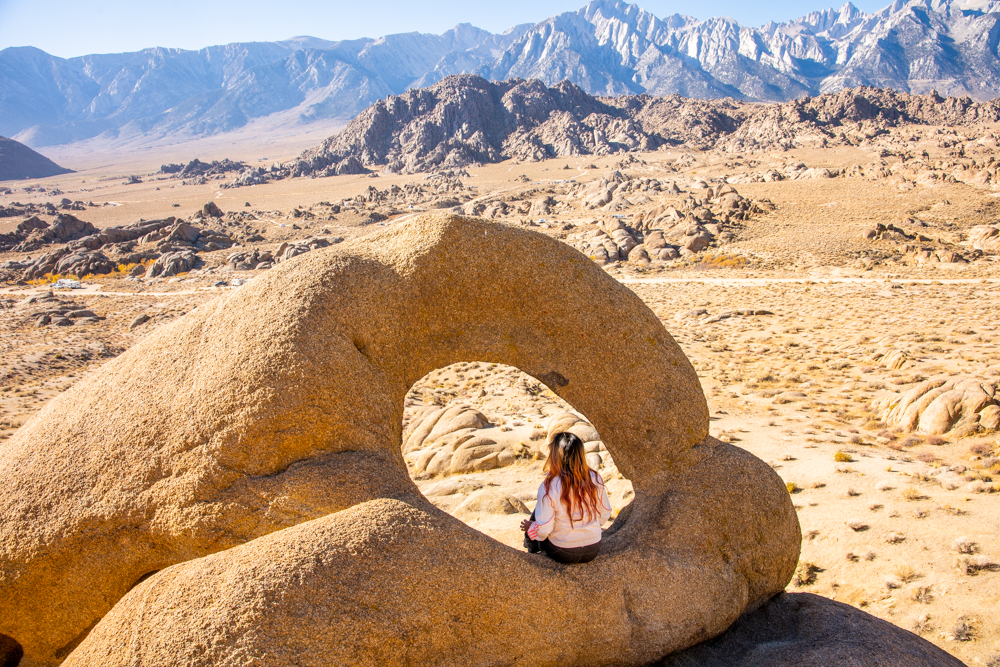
[2,129,999,665]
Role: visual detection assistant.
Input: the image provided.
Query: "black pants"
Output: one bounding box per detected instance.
[523,511,601,564]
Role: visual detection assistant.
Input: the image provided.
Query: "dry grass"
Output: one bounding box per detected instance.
[893,564,919,583]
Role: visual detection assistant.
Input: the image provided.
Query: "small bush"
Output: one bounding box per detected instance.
[952,617,975,642]
[893,564,918,583]
[901,487,926,501]
[786,482,800,494]
[970,443,995,456]
[834,451,853,462]
[911,586,934,603]
[953,537,978,555]
[792,561,821,587]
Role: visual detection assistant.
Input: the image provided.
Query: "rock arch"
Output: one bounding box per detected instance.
[0,215,799,666]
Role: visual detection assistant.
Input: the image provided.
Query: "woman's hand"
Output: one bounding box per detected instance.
[519,519,533,532]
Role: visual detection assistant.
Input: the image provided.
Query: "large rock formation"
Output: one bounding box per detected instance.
[0,136,72,181]
[268,77,1000,177]
[0,214,799,666]
[874,376,999,437]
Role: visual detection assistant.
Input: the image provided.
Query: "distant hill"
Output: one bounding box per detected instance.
[0,136,73,181]
[3,0,1000,148]
[241,75,1000,179]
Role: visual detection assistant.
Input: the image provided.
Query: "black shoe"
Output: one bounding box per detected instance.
[524,535,541,553]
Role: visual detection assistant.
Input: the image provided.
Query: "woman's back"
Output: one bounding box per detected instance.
[529,470,612,549]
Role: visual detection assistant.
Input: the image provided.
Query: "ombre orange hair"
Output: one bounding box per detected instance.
[543,432,600,526]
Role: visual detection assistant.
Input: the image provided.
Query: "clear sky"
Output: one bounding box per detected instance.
[0,0,891,59]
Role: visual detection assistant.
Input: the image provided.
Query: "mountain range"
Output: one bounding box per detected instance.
[2,0,999,148]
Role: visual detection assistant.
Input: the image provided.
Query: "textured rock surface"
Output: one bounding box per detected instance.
[0,214,799,666]
[873,376,999,436]
[285,77,1000,175]
[662,593,967,667]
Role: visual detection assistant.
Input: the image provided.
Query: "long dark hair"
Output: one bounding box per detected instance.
[543,432,600,526]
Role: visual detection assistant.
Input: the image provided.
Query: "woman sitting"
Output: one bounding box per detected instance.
[520,431,612,564]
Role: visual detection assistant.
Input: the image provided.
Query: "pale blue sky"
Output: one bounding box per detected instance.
[0,0,890,59]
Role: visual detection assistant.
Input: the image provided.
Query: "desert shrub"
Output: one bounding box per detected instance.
[970,443,995,456]
[911,586,933,603]
[786,482,800,494]
[952,617,975,642]
[925,435,946,446]
[901,487,926,501]
[893,564,918,583]
[916,452,936,463]
[834,451,853,462]
[953,537,978,554]
[792,561,820,587]
[955,555,998,575]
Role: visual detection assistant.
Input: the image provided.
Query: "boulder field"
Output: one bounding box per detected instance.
[0,214,946,666]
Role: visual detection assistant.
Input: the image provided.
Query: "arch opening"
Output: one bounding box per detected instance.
[401,361,634,548]
[0,634,22,667]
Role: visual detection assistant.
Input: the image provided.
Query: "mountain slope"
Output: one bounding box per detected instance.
[2,0,999,149]
[0,135,73,180]
[255,75,1000,180]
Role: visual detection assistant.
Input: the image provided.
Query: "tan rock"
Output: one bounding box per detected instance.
[453,489,529,518]
[979,404,1000,431]
[874,376,999,436]
[0,214,798,666]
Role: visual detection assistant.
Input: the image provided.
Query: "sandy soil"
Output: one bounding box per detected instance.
[1,131,999,664]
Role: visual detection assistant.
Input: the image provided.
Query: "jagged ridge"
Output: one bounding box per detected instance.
[266,76,1000,177]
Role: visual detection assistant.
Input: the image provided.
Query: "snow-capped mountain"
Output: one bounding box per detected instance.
[2,0,998,148]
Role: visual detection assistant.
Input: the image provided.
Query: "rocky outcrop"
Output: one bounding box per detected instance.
[874,377,1000,437]
[275,76,1000,177]
[402,405,516,476]
[0,214,798,667]
[146,251,199,278]
[281,76,667,176]
[16,216,233,280]
[13,214,97,252]
[967,225,1000,252]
